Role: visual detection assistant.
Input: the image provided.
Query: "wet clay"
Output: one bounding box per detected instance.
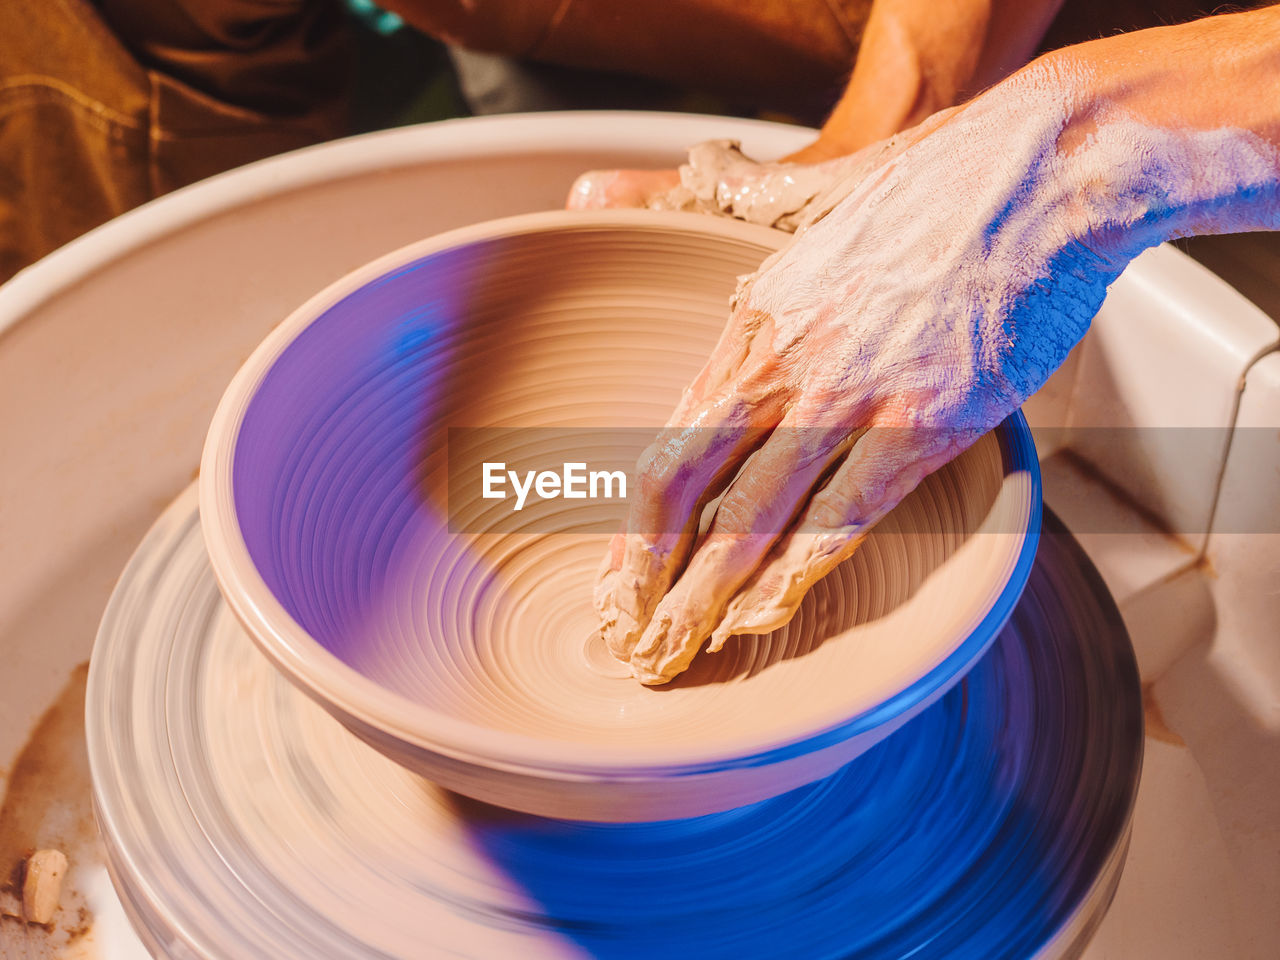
[589,138,880,232]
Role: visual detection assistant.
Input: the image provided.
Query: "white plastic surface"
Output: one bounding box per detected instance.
[1059,247,1278,546]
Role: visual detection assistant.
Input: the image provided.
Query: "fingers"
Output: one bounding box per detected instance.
[566,168,682,210]
[627,414,861,684]
[594,310,765,631]
[708,423,974,650]
[564,141,879,231]
[597,303,789,660]
[681,140,833,231]
[709,530,866,652]
[592,531,628,645]
[603,386,783,661]
[780,137,853,165]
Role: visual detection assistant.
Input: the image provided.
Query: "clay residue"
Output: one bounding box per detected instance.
[0,662,100,957]
[636,139,884,234]
[1057,448,1198,554]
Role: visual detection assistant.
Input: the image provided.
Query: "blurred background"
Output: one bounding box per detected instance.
[4,0,1277,320]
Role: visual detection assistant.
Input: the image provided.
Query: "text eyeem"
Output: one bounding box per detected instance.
[482,462,627,511]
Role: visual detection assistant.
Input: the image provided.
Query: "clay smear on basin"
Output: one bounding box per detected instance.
[0,663,99,958]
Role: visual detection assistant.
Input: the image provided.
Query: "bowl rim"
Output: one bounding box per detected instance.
[199,208,1042,780]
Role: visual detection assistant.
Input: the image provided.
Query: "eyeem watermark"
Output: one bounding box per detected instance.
[448,428,638,532]
[482,461,627,511]
[446,426,1280,534]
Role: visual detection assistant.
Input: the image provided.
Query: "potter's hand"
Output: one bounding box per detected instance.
[567,137,916,232]
[595,74,1109,684]
[566,168,682,212]
[597,11,1280,683]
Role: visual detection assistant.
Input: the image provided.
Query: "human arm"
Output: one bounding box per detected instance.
[569,0,1064,208]
[788,0,1064,161]
[599,7,1280,683]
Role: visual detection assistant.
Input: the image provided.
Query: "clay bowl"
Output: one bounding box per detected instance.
[199,210,1041,821]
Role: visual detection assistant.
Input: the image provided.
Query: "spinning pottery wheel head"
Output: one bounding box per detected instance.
[88,491,1138,960]
[199,210,1041,821]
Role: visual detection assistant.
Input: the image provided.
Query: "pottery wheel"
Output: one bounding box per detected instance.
[87,486,1141,960]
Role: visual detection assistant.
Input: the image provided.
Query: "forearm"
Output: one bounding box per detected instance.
[800,0,1063,160]
[1019,8,1280,260]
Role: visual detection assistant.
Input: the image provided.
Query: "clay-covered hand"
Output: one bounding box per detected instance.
[565,167,682,213]
[566,137,907,233]
[597,65,1139,685]
[595,11,1280,684]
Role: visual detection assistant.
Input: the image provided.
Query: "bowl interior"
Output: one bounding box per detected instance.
[222,213,1037,768]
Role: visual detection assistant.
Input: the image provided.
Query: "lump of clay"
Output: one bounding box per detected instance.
[649,138,909,234]
[22,848,67,925]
